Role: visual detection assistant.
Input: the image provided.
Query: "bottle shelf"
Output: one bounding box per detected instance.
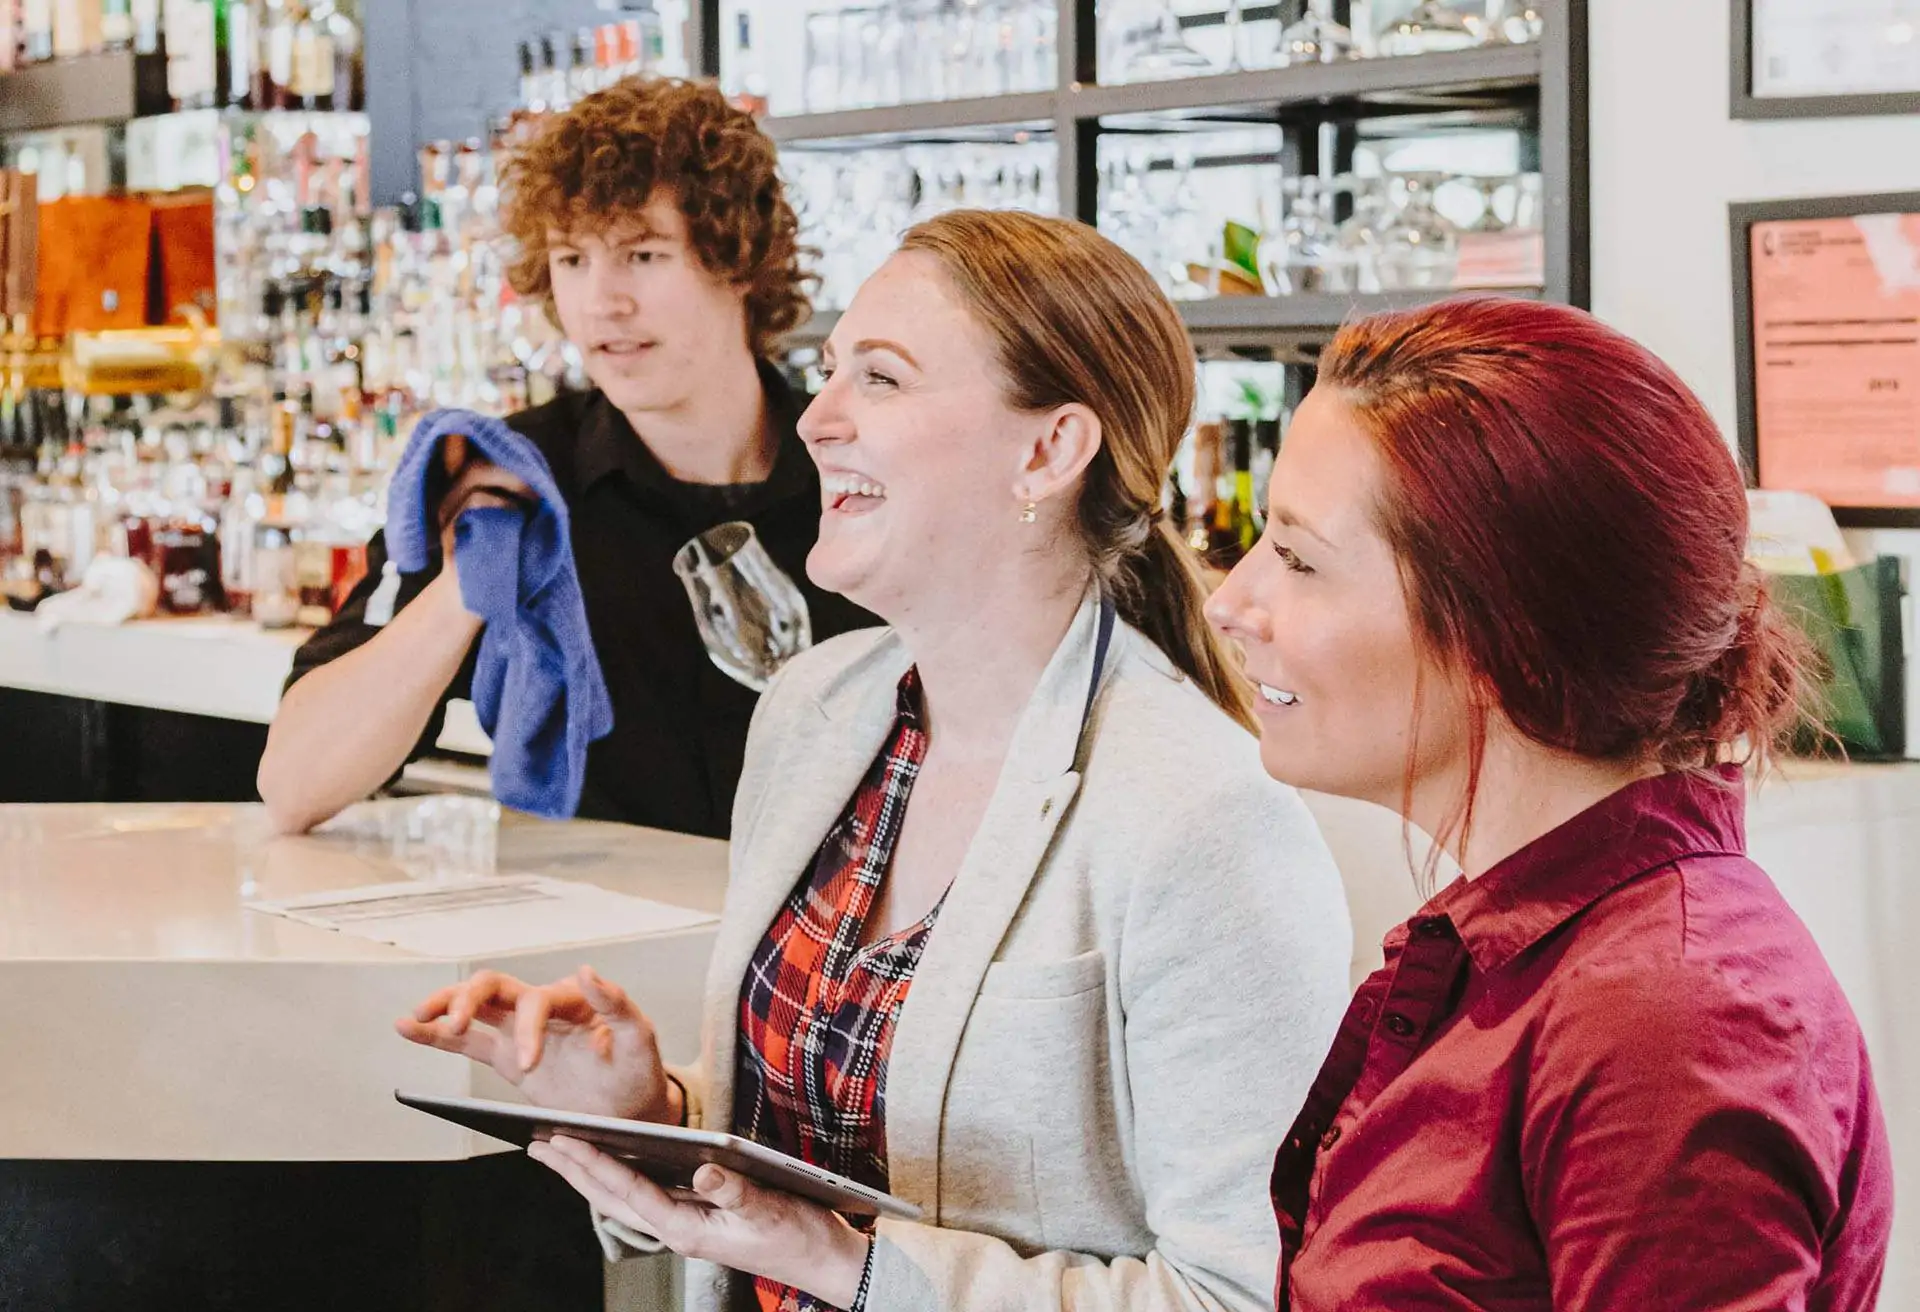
[759,44,1545,148]
[785,286,1547,354]
[0,50,171,135]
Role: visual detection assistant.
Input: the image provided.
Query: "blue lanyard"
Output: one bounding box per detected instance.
[1074,594,1117,770]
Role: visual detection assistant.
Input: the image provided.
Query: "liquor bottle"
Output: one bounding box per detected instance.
[22,0,53,62]
[316,0,358,111]
[0,1,20,72]
[568,26,593,102]
[164,0,217,109]
[1185,420,1220,556]
[129,0,155,51]
[728,7,768,115]
[593,23,615,90]
[1252,417,1280,533]
[100,0,132,50]
[1208,418,1257,566]
[1230,418,1259,557]
[222,0,252,107]
[517,38,540,111]
[540,31,566,111]
[51,0,101,60]
[256,0,291,108]
[289,0,333,110]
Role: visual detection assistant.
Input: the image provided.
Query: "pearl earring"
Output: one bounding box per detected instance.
[1019,500,1038,524]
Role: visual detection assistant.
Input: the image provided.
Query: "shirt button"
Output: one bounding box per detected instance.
[1415,918,1449,939]
[1384,1012,1416,1039]
[1319,1126,1342,1151]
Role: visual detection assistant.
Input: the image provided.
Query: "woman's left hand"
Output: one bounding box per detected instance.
[529,1136,871,1306]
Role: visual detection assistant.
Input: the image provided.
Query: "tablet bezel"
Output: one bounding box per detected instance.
[394,1090,924,1222]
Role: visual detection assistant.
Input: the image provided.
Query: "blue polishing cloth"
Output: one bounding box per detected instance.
[387,408,614,819]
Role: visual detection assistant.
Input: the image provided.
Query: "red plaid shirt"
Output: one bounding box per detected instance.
[734,669,937,1312]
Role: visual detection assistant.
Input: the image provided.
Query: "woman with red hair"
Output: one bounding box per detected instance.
[1207,296,1893,1311]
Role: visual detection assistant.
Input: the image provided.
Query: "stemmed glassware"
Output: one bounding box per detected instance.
[1107,0,1216,81]
[787,141,1058,309]
[1468,175,1510,232]
[1260,177,1340,295]
[1273,0,1355,68]
[1376,1,1481,57]
[673,522,813,693]
[1374,171,1461,290]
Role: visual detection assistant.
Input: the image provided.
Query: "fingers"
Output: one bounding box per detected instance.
[440,433,468,476]
[691,1164,751,1213]
[411,983,461,1024]
[512,986,556,1072]
[578,966,640,1023]
[531,1136,690,1242]
[393,1014,502,1068]
[440,460,534,517]
[447,970,521,1035]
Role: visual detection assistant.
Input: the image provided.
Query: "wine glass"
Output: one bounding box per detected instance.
[1260,176,1339,296]
[672,521,813,693]
[1375,172,1460,290]
[1467,175,1510,232]
[1108,0,1216,82]
[1377,1,1480,57]
[1273,0,1355,67]
[1486,0,1544,43]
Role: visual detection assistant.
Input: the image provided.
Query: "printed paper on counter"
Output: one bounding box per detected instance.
[249,876,717,958]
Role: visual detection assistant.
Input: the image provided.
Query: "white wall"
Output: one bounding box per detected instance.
[1588,0,1920,439]
[1590,0,1920,765]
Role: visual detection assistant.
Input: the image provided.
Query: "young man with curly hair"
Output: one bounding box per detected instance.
[261,78,872,838]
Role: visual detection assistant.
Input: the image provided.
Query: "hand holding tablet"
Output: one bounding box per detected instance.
[396,1091,922,1220]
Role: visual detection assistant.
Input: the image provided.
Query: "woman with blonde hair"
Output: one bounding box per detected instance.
[400,209,1352,1312]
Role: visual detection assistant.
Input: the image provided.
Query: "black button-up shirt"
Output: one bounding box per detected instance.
[286,365,876,838]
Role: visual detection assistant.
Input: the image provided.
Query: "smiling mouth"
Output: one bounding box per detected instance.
[592,341,656,358]
[822,473,888,514]
[1258,682,1299,706]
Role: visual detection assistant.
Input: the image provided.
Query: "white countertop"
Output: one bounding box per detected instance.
[0,800,723,1163]
[0,611,494,755]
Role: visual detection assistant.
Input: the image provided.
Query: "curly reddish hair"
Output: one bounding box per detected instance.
[499,77,810,358]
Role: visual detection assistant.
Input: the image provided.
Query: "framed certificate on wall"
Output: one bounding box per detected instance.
[1732,193,1920,528]
[1733,0,1920,118]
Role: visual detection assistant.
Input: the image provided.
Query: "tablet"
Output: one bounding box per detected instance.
[394,1091,923,1221]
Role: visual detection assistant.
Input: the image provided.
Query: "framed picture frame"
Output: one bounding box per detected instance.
[1732,0,1920,119]
[1732,191,1920,529]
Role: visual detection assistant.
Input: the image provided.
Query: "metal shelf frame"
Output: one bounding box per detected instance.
[694,0,1588,348]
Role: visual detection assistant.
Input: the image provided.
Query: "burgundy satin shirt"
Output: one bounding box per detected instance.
[1274,766,1892,1311]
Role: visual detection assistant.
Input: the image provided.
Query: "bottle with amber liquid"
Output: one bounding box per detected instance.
[289,0,332,110]
[1208,418,1259,567]
[1185,420,1221,556]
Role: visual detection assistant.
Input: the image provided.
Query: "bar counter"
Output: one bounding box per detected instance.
[0,801,722,1311]
[0,611,493,805]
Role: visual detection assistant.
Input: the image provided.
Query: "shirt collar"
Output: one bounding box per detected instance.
[1426,764,1749,974]
[570,358,815,505]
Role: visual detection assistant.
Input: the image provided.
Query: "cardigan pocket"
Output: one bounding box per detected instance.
[977,949,1107,1001]
[952,953,1135,1256]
